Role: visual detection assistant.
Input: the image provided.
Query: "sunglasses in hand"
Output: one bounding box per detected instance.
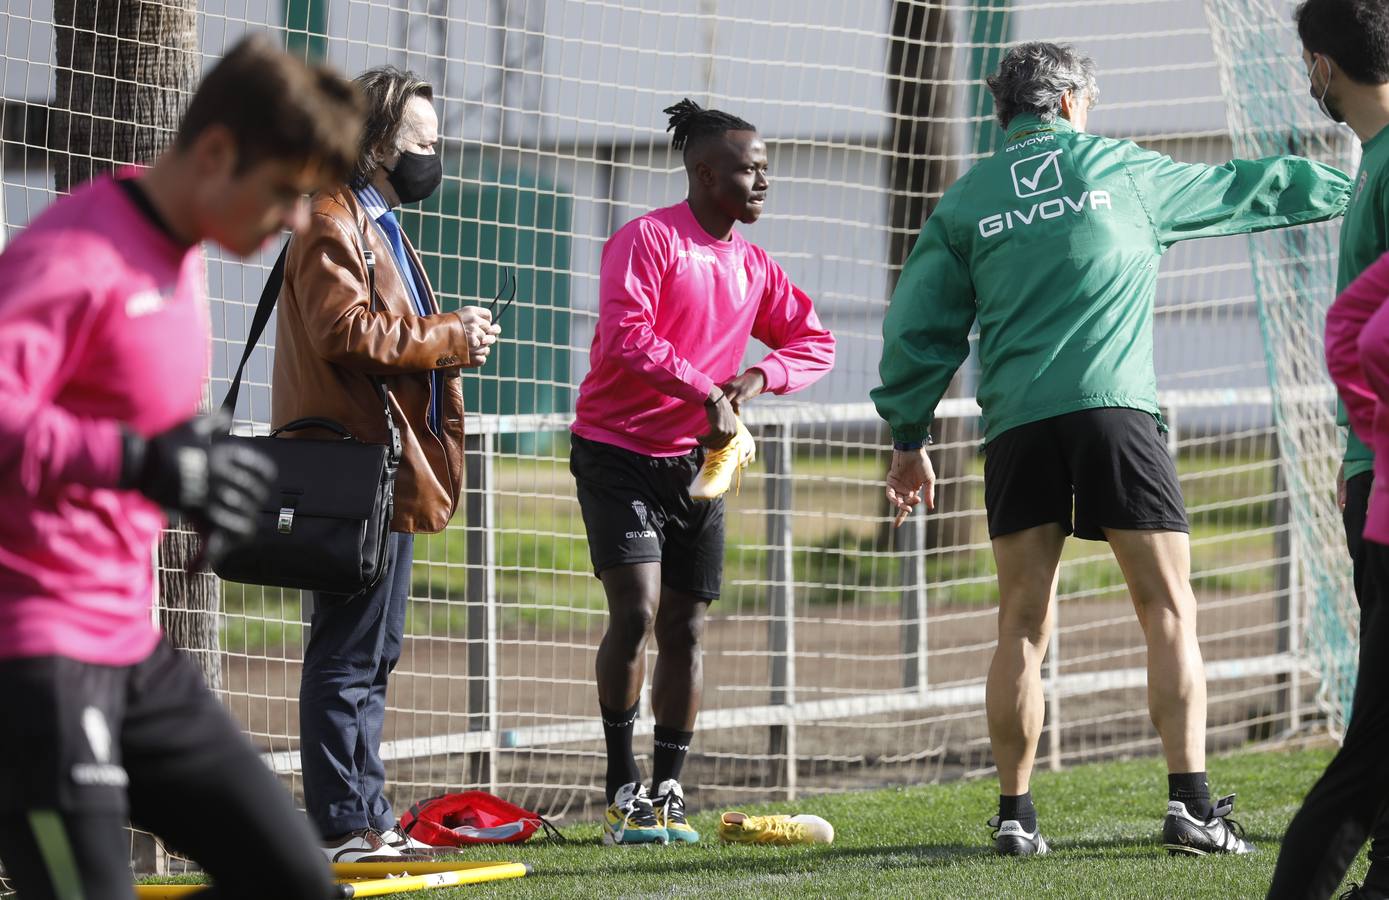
[487,267,517,323]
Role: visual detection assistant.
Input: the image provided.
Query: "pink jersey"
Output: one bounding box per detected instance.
[0,176,209,664]
[572,201,835,455]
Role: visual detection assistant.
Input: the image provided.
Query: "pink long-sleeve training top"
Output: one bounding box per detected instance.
[0,175,208,665]
[572,201,836,456]
[1327,249,1389,545]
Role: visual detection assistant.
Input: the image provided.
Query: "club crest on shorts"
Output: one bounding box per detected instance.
[626,499,656,540]
[72,706,128,788]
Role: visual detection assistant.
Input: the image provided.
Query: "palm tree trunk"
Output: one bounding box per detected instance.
[49,1,219,692]
[51,2,197,191]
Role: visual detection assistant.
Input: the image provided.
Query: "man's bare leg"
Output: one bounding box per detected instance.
[1105,527,1251,854]
[1104,528,1205,775]
[987,524,1067,797]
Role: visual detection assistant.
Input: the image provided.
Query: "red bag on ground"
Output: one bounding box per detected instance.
[400,791,565,846]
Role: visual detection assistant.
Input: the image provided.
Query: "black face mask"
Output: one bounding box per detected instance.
[385,150,443,204]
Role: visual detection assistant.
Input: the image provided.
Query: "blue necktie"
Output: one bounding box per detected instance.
[376,210,427,315]
[375,210,440,433]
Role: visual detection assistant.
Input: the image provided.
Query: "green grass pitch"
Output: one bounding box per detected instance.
[143,746,1363,898]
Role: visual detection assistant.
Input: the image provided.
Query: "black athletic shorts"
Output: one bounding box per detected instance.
[0,639,335,898]
[569,433,725,600]
[0,639,245,815]
[983,407,1189,541]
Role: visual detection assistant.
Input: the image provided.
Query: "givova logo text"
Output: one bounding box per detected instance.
[978,190,1112,239]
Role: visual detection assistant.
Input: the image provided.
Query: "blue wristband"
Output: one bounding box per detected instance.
[893,439,925,451]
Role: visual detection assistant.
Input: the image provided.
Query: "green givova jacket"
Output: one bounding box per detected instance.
[872,114,1352,446]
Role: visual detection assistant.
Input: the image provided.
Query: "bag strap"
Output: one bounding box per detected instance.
[219,244,287,421]
[219,216,402,464]
[536,813,567,843]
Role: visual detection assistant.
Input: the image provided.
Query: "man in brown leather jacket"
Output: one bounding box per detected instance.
[272,66,499,864]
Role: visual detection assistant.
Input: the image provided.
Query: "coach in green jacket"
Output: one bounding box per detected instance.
[873,41,1351,858]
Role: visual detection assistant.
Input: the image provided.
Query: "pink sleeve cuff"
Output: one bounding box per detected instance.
[685,370,718,405]
[751,359,790,395]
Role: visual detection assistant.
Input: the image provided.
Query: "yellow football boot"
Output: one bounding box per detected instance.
[689,418,755,501]
[718,811,834,845]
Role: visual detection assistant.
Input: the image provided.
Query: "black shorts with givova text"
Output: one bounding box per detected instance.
[570,433,725,601]
[983,406,1190,542]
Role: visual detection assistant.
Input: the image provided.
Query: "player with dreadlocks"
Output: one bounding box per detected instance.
[570,99,835,845]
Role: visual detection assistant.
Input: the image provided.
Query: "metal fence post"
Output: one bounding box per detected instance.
[1272,440,1297,735]
[899,508,928,693]
[764,425,797,800]
[465,430,498,790]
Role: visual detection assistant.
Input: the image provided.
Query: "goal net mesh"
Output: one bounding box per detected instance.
[0,0,1359,873]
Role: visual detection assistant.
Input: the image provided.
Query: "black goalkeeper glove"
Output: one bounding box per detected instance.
[118,414,275,567]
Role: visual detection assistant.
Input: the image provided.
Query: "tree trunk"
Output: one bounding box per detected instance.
[886,0,973,552]
[51,1,198,192]
[50,2,218,690]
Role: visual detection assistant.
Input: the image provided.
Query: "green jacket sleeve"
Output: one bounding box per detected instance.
[1124,148,1351,248]
[872,202,976,444]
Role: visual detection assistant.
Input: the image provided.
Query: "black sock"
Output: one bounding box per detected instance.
[998,792,1037,832]
[651,725,695,791]
[1168,771,1212,819]
[600,701,641,803]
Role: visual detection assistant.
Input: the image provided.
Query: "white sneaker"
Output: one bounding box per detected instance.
[381,826,445,857]
[321,828,403,863]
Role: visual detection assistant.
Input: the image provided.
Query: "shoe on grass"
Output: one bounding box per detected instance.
[1162,794,1255,856]
[603,782,667,846]
[380,824,450,858]
[718,811,834,845]
[321,828,403,863]
[653,779,699,843]
[988,815,1050,857]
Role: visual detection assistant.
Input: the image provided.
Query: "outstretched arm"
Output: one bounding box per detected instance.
[1126,147,1351,248]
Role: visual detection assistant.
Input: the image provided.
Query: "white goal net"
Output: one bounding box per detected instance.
[0,0,1356,865]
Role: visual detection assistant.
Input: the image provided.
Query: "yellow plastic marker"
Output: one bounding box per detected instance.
[134,860,530,898]
[335,862,530,897]
[332,861,524,878]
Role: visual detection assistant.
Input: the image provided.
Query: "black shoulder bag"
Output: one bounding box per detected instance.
[213,231,401,600]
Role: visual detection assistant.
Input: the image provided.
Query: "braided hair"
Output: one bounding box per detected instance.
[663,98,756,154]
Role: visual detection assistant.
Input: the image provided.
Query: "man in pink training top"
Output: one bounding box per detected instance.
[1297,250,1389,897]
[0,37,363,898]
[570,99,835,846]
